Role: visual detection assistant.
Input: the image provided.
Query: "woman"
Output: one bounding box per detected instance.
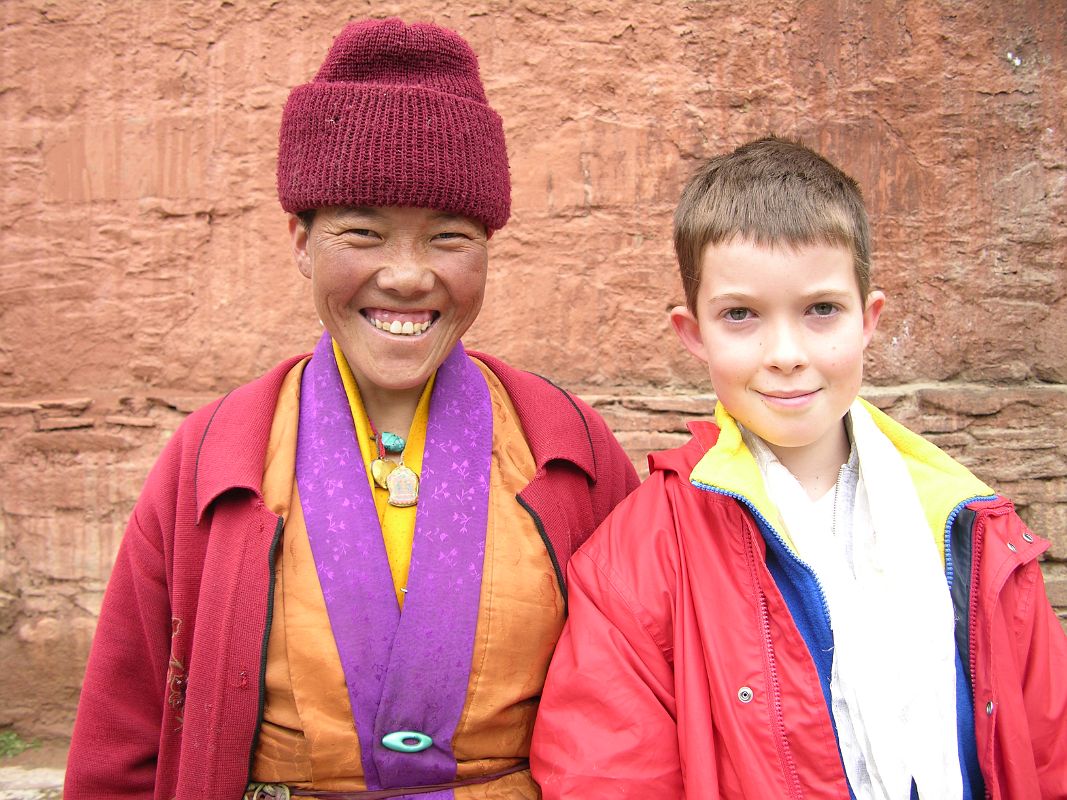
[65,18,638,799]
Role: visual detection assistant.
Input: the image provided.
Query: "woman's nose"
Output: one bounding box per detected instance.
[376,250,435,296]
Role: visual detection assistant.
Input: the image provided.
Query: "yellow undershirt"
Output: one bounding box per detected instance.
[332,339,435,607]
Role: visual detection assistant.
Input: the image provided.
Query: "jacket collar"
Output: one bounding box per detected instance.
[194,354,307,522]
[469,350,598,482]
[666,399,995,547]
[194,349,598,521]
[859,399,995,545]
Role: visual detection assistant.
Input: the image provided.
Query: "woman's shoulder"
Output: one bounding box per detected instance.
[173,353,308,442]
[469,350,634,479]
[140,353,309,511]
[469,350,588,415]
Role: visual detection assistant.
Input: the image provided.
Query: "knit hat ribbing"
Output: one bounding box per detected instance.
[277,18,511,232]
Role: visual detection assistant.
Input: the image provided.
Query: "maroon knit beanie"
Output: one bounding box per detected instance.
[277,18,511,232]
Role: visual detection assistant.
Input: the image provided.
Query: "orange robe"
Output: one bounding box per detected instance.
[253,357,561,797]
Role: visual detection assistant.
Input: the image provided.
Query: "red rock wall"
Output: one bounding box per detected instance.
[1,0,1064,740]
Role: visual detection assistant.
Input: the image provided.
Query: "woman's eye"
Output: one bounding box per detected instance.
[724,308,751,322]
[344,228,377,237]
[810,302,837,316]
[433,231,469,241]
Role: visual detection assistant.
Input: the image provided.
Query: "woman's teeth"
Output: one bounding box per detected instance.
[371,318,433,336]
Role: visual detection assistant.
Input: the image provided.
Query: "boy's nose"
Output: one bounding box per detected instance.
[376,251,435,296]
[764,322,808,373]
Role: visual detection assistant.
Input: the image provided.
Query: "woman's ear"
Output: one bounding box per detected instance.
[289,214,313,279]
[668,305,710,364]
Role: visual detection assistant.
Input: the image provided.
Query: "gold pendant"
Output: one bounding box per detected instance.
[371,458,396,489]
[386,464,420,508]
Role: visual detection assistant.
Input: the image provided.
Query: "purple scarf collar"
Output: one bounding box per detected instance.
[296,332,492,796]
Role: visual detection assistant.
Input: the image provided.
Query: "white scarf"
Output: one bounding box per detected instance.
[744,401,961,800]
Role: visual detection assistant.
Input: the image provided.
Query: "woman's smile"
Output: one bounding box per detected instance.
[362,308,439,336]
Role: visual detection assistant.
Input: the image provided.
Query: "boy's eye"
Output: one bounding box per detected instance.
[809,302,837,316]
[724,308,752,322]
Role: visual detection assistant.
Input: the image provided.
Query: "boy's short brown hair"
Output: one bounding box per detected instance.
[674,136,871,311]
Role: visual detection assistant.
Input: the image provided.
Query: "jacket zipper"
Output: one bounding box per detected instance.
[954,505,982,690]
[940,497,994,698]
[697,482,805,797]
[244,514,286,785]
[965,506,994,800]
[943,496,997,800]
[692,481,834,622]
[943,495,992,596]
[740,522,804,799]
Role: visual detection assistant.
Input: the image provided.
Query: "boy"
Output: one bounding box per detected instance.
[530,137,1067,799]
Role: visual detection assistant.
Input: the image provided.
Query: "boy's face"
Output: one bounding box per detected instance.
[670,238,884,469]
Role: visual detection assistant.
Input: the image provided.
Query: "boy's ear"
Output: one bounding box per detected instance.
[289,214,313,279]
[862,290,886,348]
[669,305,710,364]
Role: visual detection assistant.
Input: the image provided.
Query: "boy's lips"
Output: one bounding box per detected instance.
[757,389,819,407]
[362,308,438,336]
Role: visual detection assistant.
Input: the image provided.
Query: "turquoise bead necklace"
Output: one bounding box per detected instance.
[367,420,419,508]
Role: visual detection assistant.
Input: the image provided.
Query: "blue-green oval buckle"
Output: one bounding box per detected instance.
[381,730,433,753]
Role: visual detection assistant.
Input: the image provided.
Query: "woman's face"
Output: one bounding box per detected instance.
[291,205,489,400]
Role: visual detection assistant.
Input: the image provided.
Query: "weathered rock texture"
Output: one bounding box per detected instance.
[1,0,1064,744]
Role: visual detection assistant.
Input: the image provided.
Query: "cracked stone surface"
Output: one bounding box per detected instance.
[2,0,1064,746]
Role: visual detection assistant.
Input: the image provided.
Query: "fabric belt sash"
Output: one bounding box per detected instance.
[296,332,493,797]
[246,761,529,799]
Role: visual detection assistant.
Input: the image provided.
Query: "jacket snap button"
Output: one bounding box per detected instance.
[737,686,754,703]
[1022,532,1034,543]
[1006,542,1017,552]
[985,701,994,715]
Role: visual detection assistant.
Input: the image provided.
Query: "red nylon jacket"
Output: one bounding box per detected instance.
[65,351,639,800]
[531,422,1067,799]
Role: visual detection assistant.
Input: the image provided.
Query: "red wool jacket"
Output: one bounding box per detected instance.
[65,351,639,800]
[531,423,1067,799]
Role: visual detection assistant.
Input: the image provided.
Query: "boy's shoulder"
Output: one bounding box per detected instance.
[579,422,748,561]
[568,423,762,638]
[646,420,720,478]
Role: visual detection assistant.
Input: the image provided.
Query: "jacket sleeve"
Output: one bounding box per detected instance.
[1015,559,1067,798]
[979,504,1067,799]
[531,543,683,799]
[64,464,176,797]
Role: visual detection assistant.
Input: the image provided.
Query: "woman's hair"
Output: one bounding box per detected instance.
[296,209,316,231]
